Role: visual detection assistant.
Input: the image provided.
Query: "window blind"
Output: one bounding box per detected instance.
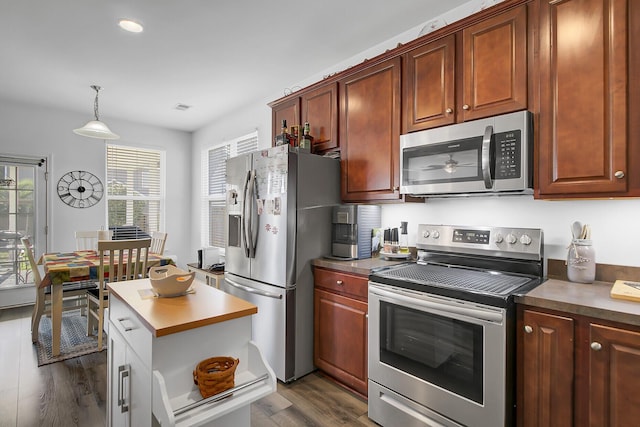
[106,145,164,235]
[201,131,258,248]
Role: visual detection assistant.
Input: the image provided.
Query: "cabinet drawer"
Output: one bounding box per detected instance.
[109,295,152,364]
[313,268,368,300]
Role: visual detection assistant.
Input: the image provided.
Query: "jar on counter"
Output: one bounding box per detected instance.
[567,239,596,283]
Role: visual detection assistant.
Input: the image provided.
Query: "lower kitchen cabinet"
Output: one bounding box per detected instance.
[108,323,152,427]
[313,267,368,397]
[517,305,640,426]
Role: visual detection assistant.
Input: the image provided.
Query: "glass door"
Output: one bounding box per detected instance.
[0,156,47,307]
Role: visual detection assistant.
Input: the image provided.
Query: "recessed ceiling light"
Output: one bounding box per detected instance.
[118,19,144,33]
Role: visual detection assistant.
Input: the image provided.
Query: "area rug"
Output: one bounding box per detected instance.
[35,310,106,366]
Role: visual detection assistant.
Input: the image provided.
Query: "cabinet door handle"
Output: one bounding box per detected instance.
[591,341,602,351]
[336,280,344,285]
[462,104,470,110]
[445,108,453,114]
[524,325,533,334]
[117,317,135,332]
[118,364,130,413]
[614,170,625,179]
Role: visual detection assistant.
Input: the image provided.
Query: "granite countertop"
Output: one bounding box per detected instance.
[516,278,640,327]
[108,278,257,337]
[312,256,411,276]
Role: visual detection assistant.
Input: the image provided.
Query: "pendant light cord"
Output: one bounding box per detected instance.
[91,85,102,120]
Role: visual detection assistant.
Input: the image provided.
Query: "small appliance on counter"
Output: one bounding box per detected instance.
[331,204,381,260]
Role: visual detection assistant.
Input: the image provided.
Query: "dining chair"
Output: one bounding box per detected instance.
[75,229,113,250]
[149,231,168,255]
[21,237,97,343]
[86,238,152,350]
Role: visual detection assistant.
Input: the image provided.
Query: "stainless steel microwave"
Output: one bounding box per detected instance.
[400,111,533,196]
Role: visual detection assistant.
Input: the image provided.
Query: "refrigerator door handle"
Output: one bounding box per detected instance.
[242,170,251,258]
[224,277,283,299]
[246,169,258,258]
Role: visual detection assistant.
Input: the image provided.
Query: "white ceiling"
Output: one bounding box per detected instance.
[0,0,473,133]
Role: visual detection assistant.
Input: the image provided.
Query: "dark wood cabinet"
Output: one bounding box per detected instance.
[270,96,300,147]
[403,34,456,132]
[536,0,629,196]
[313,267,368,397]
[518,308,574,427]
[403,5,527,133]
[588,323,640,426]
[461,5,527,122]
[301,83,339,153]
[339,57,401,202]
[518,305,640,426]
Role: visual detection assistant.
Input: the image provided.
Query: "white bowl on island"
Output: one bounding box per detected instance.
[149,265,195,297]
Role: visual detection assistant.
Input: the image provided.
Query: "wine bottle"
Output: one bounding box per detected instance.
[275,119,293,146]
[299,122,314,151]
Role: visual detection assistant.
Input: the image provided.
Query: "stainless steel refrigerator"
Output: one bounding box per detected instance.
[222,145,340,382]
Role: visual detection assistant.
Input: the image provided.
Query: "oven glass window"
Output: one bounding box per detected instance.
[379,301,483,404]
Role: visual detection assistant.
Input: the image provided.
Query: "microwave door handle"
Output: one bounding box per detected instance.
[242,170,251,258]
[481,125,494,189]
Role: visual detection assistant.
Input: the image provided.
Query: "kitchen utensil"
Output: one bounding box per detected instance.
[571,221,582,239]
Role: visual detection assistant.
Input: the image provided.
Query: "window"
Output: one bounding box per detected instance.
[106,145,164,239]
[202,131,258,248]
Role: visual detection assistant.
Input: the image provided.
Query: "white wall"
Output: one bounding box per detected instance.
[0,99,192,268]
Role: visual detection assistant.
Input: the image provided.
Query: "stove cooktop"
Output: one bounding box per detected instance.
[370,261,542,308]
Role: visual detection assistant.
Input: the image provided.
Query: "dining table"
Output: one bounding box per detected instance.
[38,249,175,357]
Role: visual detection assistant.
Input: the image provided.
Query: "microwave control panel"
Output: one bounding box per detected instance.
[495,130,521,179]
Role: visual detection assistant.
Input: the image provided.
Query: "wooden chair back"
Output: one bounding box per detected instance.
[20,237,42,286]
[98,238,151,286]
[75,230,113,250]
[149,231,167,255]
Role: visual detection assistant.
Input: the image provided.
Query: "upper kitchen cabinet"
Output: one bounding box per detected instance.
[403,5,527,133]
[536,0,632,197]
[339,57,402,202]
[301,83,339,153]
[270,96,300,147]
[403,35,456,132]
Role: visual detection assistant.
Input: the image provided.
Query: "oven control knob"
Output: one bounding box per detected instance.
[432,230,440,239]
[506,234,517,244]
[520,234,532,245]
[494,233,504,244]
[422,230,430,238]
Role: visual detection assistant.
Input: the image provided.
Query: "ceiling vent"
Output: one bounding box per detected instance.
[174,103,192,111]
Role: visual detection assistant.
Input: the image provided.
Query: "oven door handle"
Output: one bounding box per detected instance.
[369,285,503,323]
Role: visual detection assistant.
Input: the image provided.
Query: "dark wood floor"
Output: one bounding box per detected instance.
[0,305,377,426]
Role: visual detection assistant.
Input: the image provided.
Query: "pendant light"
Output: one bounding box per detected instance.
[73,85,120,140]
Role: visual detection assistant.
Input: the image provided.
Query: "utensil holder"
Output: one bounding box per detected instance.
[567,239,595,283]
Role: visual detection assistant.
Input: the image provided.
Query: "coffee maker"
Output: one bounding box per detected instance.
[331,205,381,259]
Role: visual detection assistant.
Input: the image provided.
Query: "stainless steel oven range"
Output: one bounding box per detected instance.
[368,224,544,427]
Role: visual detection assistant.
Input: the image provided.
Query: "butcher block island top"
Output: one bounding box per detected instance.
[107,278,257,337]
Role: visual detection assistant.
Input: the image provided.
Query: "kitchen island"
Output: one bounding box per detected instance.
[107,278,276,427]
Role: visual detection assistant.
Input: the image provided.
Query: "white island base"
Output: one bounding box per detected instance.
[107,279,276,427]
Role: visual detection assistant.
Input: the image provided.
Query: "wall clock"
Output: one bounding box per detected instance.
[57,170,104,208]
